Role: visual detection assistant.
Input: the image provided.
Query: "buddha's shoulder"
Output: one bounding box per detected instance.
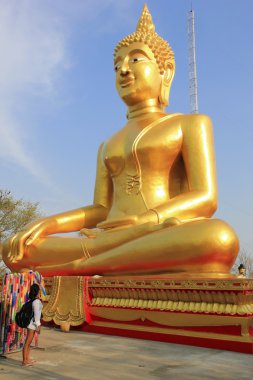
[160,113,212,125]
[158,113,213,133]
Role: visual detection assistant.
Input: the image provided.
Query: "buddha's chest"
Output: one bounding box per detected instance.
[102,119,182,177]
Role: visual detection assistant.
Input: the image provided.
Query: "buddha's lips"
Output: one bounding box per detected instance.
[120,79,134,87]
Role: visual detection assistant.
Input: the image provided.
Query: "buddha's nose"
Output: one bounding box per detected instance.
[120,60,130,76]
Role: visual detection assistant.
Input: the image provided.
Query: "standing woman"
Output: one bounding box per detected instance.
[22,283,43,366]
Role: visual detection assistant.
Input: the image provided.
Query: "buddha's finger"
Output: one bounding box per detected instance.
[8,249,14,262]
[162,217,181,227]
[16,249,25,261]
[7,235,17,259]
[25,227,44,246]
[9,234,20,261]
[7,232,23,261]
[7,248,16,262]
[14,238,26,261]
[16,231,34,260]
[16,239,27,260]
[80,228,98,238]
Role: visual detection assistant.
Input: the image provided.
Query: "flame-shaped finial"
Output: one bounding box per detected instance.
[136,4,155,34]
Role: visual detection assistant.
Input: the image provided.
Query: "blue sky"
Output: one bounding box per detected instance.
[0,0,252,254]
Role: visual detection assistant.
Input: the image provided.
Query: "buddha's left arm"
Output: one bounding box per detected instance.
[147,114,218,223]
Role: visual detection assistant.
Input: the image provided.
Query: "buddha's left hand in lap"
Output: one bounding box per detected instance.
[80,215,182,241]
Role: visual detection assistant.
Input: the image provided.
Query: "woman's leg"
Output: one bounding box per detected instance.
[22,329,35,365]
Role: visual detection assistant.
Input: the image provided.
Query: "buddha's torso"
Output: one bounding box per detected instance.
[102,113,183,220]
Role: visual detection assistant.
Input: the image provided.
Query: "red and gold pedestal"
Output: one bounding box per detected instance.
[42,276,253,354]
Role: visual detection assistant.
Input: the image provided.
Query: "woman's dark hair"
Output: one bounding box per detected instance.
[29,283,40,300]
[238,263,245,270]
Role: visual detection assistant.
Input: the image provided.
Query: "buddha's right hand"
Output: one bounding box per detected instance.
[7,218,55,262]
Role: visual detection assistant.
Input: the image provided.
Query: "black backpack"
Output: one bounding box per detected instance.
[15,300,34,328]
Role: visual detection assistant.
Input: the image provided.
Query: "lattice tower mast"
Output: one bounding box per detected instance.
[188,9,198,113]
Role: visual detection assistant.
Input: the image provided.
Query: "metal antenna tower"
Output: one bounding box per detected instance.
[187,9,198,113]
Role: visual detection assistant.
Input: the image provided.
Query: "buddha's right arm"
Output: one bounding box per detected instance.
[32,142,111,235]
[8,143,112,261]
[7,203,109,262]
[26,204,109,236]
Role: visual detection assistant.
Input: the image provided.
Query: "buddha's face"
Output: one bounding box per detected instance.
[114,43,162,106]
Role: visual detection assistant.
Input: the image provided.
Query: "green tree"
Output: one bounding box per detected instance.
[0,189,42,275]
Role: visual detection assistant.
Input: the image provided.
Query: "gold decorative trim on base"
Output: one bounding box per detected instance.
[88,277,253,316]
[88,277,253,291]
[91,297,253,315]
[43,276,86,331]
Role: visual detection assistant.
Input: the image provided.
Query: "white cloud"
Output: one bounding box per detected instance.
[0,1,68,96]
[0,109,52,186]
[0,0,135,191]
[0,0,69,188]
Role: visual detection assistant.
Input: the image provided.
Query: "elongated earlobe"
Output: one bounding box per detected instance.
[158,64,174,107]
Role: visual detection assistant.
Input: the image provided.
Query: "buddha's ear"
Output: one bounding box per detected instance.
[158,62,175,108]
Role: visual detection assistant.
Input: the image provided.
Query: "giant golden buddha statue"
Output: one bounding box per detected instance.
[2,5,239,277]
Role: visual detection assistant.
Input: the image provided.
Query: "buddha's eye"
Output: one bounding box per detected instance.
[114,63,121,72]
[129,57,146,63]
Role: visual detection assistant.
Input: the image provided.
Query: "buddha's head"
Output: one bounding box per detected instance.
[114,4,175,110]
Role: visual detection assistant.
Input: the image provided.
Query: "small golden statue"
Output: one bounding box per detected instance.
[237,264,246,278]
[2,5,239,277]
